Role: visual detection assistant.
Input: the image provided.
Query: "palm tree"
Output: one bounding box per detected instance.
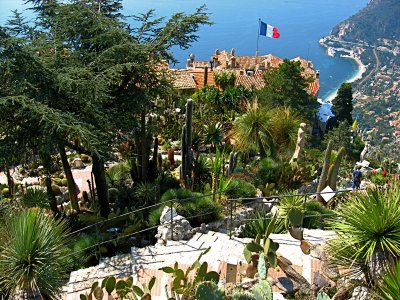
[232,100,273,158]
[0,210,71,299]
[269,106,303,156]
[326,186,400,285]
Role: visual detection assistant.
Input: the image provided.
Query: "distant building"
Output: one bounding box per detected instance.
[171,49,320,96]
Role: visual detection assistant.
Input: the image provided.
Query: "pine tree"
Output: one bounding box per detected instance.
[332,83,353,126]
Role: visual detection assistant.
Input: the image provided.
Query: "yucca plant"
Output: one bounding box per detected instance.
[326,186,400,284]
[232,100,273,158]
[0,209,71,298]
[21,188,49,208]
[376,261,400,300]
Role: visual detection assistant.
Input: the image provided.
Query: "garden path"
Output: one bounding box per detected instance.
[62,229,335,300]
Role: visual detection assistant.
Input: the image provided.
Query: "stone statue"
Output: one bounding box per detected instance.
[290,123,307,164]
[360,142,369,162]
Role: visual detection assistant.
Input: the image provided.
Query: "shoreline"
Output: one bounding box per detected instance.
[319,36,366,103]
[323,54,366,103]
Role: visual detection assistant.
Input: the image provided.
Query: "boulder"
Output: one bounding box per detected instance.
[71,158,85,169]
[156,208,193,243]
[350,286,373,300]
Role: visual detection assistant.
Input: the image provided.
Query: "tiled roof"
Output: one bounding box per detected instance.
[172,74,197,89]
[235,74,265,90]
[189,69,215,89]
[308,78,320,97]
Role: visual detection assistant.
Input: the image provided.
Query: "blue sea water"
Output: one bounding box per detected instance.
[0,0,369,100]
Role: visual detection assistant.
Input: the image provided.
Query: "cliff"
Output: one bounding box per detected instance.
[331,0,400,44]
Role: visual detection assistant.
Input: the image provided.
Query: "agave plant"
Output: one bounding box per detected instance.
[326,186,400,284]
[0,209,71,298]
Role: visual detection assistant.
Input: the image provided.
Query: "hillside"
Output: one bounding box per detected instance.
[331,0,400,44]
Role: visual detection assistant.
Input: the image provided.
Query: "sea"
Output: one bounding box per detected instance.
[0,0,370,101]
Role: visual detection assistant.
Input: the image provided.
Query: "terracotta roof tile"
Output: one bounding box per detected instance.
[235,74,265,89]
[172,74,197,89]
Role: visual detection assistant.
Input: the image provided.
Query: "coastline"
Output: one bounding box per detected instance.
[324,53,366,103]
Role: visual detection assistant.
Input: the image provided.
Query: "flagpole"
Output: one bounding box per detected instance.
[256,18,261,56]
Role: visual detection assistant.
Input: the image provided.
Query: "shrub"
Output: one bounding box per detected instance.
[303,201,333,229]
[326,186,400,282]
[21,188,49,208]
[224,179,256,201]
[161,188,222,227]
[134,182,158,206]
[177,196,222,227]
[0,210,71,298]
[241,211,286,238]
[370,173,386,186]
[148,206,164,227]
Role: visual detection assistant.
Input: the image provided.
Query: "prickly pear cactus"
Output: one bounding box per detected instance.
[195,281,224,300]
[317,291,331,300]
[232,290,256,300]
[251,279,273,300]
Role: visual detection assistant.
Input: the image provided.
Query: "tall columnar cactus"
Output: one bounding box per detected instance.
[181,99,194,188]
[227,151,238,176]
[316,140,333,205]
[328,146,345,191]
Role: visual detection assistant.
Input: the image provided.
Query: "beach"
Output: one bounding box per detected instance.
[324,54,366,103]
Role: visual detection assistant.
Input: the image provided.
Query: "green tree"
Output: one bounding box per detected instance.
[0,0,210,215]
[232,100,273,158]
[258,59,318,121]
[331,82,353,126]
[0,210,71,298]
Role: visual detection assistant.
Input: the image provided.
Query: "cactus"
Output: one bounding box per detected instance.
[317,291,331,300]
[167,147,175,165]
[316,140,333,205]
[251,279,273,300]
[195,281,224,300]
[243,216,279,278]
[232,291,256,300]
[227,151,238,176]
[328,146,345,191]
[231,280,273,300]
[160,247,219,298]
[181,99,194,188]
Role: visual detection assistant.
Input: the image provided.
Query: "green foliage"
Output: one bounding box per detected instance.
[331,83,353,126]
[376,261,400,300]
[303,201,333,229]
[224,179,257,201]
[160,247,219,298]
[178,196,222,227]
[195,281,224,300]
[326,186,400,280]
[241,211,286,238]
[148,206,164,227]
[106,163,130,187]
[21,188,49,208]
[0,209,71,298]
[317,291,331,300]
[232,290,256,300]
[243,215,279,274]
[134,182,158,206]
[203,122,224,149]
[258,59,318,121]
[161,188,222,226]
[231,279,273,300]
[232,101,273,158]
[214,71,237,90]
[80,275,156,300]
[370,173,386,186]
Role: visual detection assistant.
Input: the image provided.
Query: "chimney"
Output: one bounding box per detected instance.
[231,48,235,56]
[230,57,236,69]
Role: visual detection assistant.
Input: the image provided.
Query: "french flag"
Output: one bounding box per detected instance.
[259,21,280,38]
